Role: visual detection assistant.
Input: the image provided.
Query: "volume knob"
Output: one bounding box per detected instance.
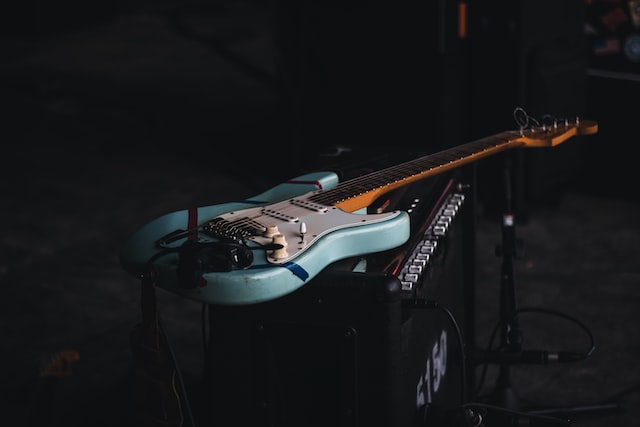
[263,225,280,238]
[270,233,289,259]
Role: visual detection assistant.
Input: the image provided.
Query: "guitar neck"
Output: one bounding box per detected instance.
[309,115,598,213]
[311,131,521,212]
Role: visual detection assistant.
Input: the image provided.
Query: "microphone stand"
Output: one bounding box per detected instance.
[472,155,622,426]
[489,155,522,411]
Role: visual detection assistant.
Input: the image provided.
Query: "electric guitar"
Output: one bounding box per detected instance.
[120,116,598,306]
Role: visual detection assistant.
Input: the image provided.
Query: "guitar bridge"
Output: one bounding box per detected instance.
[201,217,265,242]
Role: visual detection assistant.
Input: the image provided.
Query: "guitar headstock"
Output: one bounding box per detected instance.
[518,118,598,148]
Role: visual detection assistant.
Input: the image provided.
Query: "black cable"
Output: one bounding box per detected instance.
[526,378,640,418]
[156,316,198,427]
[435,302,469,405]
[473,306,596,398]
[515,306,596,359]
[144,247,180,271]
[461,401,572,426]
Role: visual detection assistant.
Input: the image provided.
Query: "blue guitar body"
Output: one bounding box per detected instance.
[120,171,410,305]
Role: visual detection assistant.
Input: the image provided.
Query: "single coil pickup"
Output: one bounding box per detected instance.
[260,208,299,222]
[290,198,329,213]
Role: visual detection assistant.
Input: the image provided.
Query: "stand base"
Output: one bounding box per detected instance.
[490,383,520,411]
[482,380,624,426]
[528,402,626,418]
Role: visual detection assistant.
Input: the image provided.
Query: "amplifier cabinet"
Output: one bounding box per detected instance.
[202,173,474,427]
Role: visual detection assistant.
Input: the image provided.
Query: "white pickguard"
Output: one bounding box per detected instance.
[217,193,402,264]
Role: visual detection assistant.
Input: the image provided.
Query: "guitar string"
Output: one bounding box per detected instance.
[311,132,519,206]
[202,121,578,245]
[214,132,521,241]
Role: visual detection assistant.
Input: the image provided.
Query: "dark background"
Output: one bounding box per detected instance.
[1,1,639,426]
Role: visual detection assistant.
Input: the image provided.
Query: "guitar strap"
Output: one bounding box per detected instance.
[130,263,195,427]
